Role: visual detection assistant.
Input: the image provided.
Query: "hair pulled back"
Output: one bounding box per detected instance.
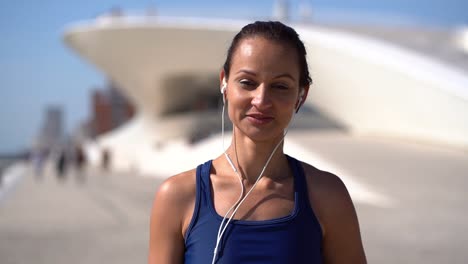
[223,21,312,88]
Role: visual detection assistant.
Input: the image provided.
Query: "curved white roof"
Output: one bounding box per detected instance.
[64,16,244,116]
[64,15,468,151]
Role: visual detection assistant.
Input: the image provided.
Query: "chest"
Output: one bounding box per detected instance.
[185,215,323,264]
[211,176,295,221]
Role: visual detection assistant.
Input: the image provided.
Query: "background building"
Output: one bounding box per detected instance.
[91,82,134,137]
[32,105,64,153]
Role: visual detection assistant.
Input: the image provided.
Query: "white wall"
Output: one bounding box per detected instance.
[299,26,468,149]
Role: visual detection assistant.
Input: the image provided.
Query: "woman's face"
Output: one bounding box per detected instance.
[223,37,303,142]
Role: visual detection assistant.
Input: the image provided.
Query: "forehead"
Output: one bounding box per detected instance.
[234,37,296,57]
[230,37,300,75]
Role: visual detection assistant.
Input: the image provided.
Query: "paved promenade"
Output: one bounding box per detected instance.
[0,163,162,264]
[288,131,468,264]
[1,132,467,263]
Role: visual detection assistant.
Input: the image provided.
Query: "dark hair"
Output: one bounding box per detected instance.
[223,21,312,88]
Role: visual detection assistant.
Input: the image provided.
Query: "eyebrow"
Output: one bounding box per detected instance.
[236,69,257,76]
[235,69,296,81]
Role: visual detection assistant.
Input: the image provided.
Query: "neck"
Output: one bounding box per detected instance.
[226,132,289,184]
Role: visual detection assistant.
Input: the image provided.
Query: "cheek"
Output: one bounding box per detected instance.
[277,96,300,120]
[276,94,298,109]
[227,89,249,109]
[226,93,241,120]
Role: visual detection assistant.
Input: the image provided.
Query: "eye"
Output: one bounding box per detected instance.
[239,79,256,87]
[272,83,289,90]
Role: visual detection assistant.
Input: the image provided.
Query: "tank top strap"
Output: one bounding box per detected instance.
[184,160,213,241]
[286,155,310,209]
[199,159,212,191]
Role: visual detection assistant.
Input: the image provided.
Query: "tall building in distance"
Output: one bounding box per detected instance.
[91,82,135,137]
[33,105,64,151]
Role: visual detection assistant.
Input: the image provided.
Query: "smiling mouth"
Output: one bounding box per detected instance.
[246,114,274,125]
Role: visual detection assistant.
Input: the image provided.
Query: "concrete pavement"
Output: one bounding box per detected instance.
[288,131,468,264]
[0,163,162,264]
[1,132,467,263]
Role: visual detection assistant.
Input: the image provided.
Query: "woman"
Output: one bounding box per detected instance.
[149,21,367,264]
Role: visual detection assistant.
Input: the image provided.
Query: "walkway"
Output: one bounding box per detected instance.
[288,131,468,264]
[1,131,468,263]
[0,163,162,264]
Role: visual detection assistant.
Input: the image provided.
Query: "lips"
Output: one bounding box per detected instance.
[246,113,274,125]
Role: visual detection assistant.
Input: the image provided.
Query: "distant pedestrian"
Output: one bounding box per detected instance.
[74,144,87,183]
[102,148,111,172]
[56,150,68,181]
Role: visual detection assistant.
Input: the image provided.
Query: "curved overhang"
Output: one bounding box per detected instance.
[63,15,468,150]
[63,16,244,116]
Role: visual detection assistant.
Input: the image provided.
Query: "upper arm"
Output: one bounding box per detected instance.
[148,171,196,264]
[305,166,367,264]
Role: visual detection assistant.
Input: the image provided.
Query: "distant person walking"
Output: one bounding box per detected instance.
[74,144,87,183]
[101,148,111,172]
[56,149,68,181]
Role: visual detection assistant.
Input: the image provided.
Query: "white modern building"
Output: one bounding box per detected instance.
[63,12,468,176]
[62,9,468,263]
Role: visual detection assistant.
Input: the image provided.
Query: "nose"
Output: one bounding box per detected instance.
[251,84,272,110]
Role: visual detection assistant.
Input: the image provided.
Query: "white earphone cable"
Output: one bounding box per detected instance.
[214,97,245,264]
[213,84,299,264]
[213,131,286,263]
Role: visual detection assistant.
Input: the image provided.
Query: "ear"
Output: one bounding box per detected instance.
[219,70,228,103]
[295,85,310,113]
[219,70,227,94]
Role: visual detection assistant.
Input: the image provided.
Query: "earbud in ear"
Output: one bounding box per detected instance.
[221,79,227,94]
[221,84,227,94]
[221,79,228,104]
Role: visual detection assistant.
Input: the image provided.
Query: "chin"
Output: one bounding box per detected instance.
[240,127,286,143]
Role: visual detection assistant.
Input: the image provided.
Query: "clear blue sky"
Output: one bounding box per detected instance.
[0,0,466,153]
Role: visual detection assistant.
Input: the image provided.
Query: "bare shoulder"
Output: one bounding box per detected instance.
[300,162,350,203]
[156,169,197,200]
[152,168,197,216]
[150,168,198,234]
[299,161,367,263]
[299,161,356,233]
[149,169,198,263]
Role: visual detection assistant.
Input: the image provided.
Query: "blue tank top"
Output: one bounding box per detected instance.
[184,155,323,263]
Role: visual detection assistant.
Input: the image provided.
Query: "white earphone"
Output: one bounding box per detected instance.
[221,79,228,105]
[221,79,227,94]
[220,77,237,173]
[214,76,290,263]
